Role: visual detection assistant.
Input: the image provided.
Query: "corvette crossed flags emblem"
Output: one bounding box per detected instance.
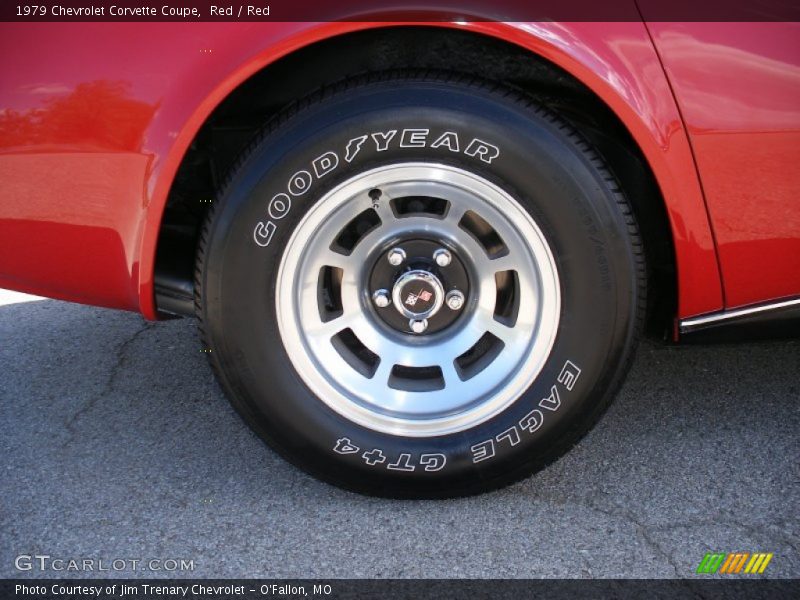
[404,289,433,307]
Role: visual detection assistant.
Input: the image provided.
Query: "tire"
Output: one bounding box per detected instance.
[196,72,645,498]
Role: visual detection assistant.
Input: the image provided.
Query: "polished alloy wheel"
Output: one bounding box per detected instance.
[276,163,560,436]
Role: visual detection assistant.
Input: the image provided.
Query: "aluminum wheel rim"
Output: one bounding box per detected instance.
[276,163,560,437]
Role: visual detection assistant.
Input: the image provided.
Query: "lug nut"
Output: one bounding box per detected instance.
[372,289,390,308]
[433,248,452,267]
[387,248,406,266]
[409,319,429,334]
[446,290,465,310]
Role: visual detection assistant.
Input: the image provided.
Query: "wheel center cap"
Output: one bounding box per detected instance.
[392,270,444,320]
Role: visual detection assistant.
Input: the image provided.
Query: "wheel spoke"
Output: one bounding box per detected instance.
[487,254,515,274]
[369,192,395,220]
[314,250,357,273]
[440,361,462,388]
[444,203,467,225]
[364,357,388,386]
[306,313,359,340]
[487,319,517,346]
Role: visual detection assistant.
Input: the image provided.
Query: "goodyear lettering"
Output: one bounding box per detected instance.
[253,128,501,247]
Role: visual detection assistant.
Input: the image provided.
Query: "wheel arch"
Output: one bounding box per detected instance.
[142,21,723,327]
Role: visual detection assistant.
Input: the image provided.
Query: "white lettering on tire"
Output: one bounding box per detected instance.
[312,151,339,178]
[419,454,446,472]
[267,193,292,220]
[333,437,360,455]
[430,131,460,152]
[329,444,447,474]
[345,135,367,163]
[399,128,429,148]
[557,360,582,391]
[464,138,500,164]
[252,128,501,248]
[387,453,415,472]
[331,360,582,470]
[253,221,277,247]
[539,385,561,411]
[470,360,582,464]
[371,130,397,151]
[288,170,313,196]
[495,426,521,447]
[470,439,495,463]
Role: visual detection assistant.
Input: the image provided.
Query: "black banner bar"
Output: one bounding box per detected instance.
[2,0,800,22]
[2,579,798,600]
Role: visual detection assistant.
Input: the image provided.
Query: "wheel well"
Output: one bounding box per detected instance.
[154,25,676,337]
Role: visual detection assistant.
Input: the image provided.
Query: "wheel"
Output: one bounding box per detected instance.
[196,73,645,498]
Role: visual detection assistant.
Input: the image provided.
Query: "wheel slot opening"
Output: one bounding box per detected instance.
[317,266,344,322]
[331,328,380,378]
[494,270,520,327]
[455,332,505,381]
[458,210,508,258]
[388,364,445,392]
[330,208,381,255]
[391,196,448,218]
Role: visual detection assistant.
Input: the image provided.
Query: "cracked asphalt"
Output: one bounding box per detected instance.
[1,290,798,579]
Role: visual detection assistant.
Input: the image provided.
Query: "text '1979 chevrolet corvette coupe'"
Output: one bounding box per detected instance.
[1,3,798,496]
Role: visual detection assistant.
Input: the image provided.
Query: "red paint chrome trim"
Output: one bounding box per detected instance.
[680,296,800,333]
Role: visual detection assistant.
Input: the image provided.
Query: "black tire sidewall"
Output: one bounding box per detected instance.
[201,80,640,496]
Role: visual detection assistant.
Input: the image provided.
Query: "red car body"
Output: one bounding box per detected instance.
[1,20,798,329]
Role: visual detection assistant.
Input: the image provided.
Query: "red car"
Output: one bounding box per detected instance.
[1,16,798,497]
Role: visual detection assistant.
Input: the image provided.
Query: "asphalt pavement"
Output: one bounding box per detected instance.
[1,290,798,579]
